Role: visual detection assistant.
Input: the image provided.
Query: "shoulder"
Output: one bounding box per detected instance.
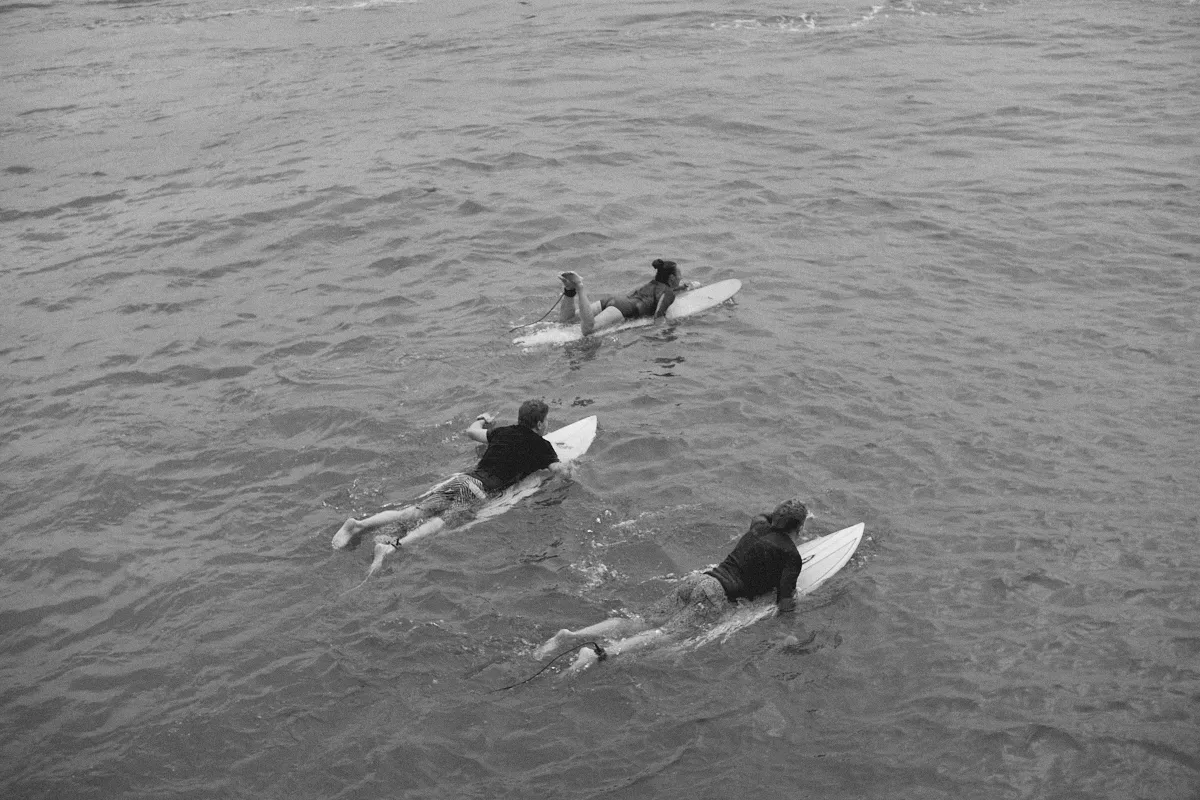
[765,534,797,558]
[776,534,802,557]
[485,424,521,441]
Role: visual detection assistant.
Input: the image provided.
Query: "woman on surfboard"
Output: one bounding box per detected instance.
[557,258,691,336]
[331,400,568,555]
[534,499,810,668]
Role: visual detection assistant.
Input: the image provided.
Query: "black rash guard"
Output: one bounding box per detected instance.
[706,522,803,609]
[600,279,677,319]
[469,425,559,493]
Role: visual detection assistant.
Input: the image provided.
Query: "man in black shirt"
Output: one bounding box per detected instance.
[534,499,809,664]
[706,499,807,613]
[331,400,563,552]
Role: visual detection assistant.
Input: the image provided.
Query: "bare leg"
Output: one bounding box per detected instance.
[332,506,422,549]
[557,271,581,323]
[573,285,599,336]
[364,516,447,578]
[533,615,650,660]
[588,305,626,335]
[557,286,579,324]
[559,628,669,677]
[557,271,598,333]
[560,271,625,336]
[385,516,446,548]
[604,628,669,657]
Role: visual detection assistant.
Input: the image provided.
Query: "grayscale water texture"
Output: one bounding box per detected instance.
[3,0,1198,797]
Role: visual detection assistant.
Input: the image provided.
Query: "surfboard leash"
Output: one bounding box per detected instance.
[489,641,607,692]
[509,291,566,332]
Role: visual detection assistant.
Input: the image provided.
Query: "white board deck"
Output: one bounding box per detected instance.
[513,279,742,347]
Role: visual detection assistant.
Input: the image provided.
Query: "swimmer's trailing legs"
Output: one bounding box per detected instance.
[331,506,421,549]
[559,628,670,677]
[533,615,653,660]
[364,516,447,578]
[557,271,623,336]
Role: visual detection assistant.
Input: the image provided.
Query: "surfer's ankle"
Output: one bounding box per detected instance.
[373,532,402,549]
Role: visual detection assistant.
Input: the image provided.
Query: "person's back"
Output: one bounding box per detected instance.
[471,423,557,492]
[707,501,807,609]
[623,279,674,318]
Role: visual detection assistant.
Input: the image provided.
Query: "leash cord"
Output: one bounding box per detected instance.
[509,292,566,332]
[489,641,606,692]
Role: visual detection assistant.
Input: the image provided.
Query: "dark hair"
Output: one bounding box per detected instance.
[769,499,808,533]
[749,499,808,536]
[517,399,550,430]
[651,258,680,285]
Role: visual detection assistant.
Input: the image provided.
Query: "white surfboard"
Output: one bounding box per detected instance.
[677,522,866,650]
[513,279,742,347]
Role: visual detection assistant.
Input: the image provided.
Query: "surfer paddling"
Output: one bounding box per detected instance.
[534,499,811,673]
[557,258,692,336]
[332,400,568,571]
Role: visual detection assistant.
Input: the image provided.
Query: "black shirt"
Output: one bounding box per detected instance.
[706,521,803,608]
[469,425,559,493]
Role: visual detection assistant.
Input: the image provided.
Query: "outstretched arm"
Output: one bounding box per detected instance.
[775,553,802,613]
[653,287,677,318]
[465,413,494,443]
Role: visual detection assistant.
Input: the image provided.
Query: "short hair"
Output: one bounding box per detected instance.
[768,499,809,533]
[517,399,550,429]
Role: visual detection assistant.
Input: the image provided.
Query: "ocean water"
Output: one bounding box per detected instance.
[3,0,1198,797]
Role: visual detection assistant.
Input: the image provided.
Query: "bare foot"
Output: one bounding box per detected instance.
[331,518,363,550]
[364,534,400,579]
[533,629,573,660]
[559,271,583,289]
[563,646,600,677]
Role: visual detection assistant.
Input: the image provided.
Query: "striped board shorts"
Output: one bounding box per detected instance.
[645,572,730,631]
[416,473,488,516]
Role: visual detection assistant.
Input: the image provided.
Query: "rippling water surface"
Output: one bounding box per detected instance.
[3,0,1198,797]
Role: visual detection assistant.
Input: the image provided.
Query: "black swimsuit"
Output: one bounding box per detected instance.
[600,280,676,319]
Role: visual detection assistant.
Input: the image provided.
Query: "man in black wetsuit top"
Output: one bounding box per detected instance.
[534,499,810,663]
[331,399,565,551]
[556,258,692,336]
[706,498,807,613]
